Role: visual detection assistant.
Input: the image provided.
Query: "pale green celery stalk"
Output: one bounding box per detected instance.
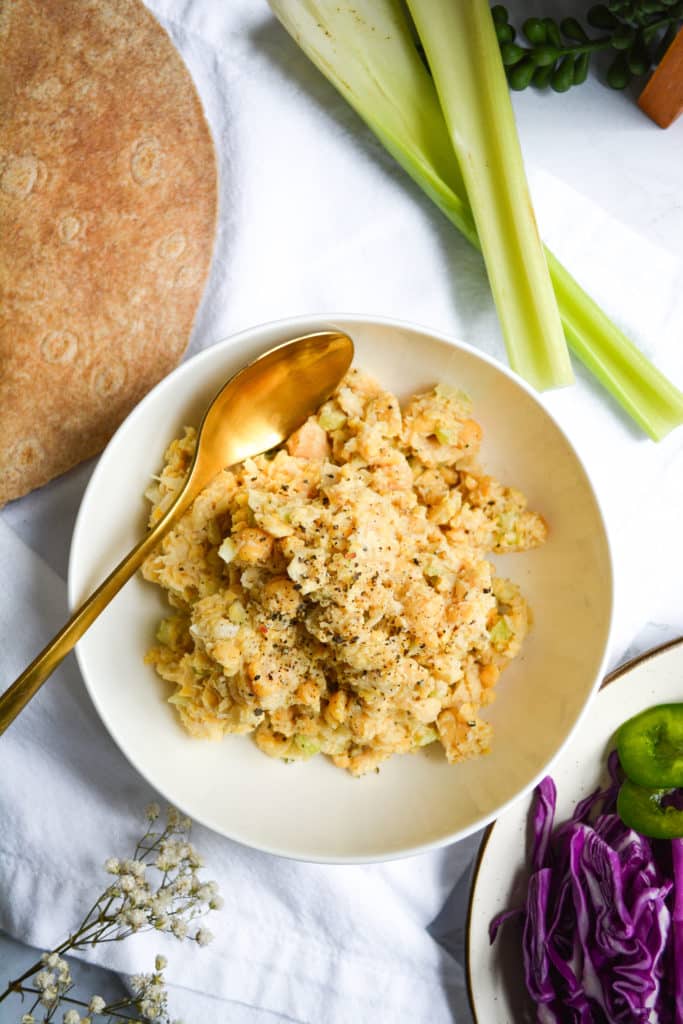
[546,252,683,440]
[266,0,479,246]
[407,0,572,391]
[268,0,683,439]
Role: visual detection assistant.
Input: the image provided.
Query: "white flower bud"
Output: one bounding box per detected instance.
[145,802,161,821]
[63,1009,81,1024]
[140,998,158,1020]
[35,970,55,991]
[104,857,120,874]
[40,986,58,1007]
[171,876,191,896]
[88,995,106,1014]
[155,955,167,970]
[195,928,213,947]
[125,859,147,879]
[127,908,147,930]
[57,963,72,985]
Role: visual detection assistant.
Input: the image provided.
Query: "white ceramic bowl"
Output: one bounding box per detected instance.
[69,314,613,863]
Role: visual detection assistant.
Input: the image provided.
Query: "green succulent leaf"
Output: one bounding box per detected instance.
[573,51,591,84]
[587,4,619,29]
[607,50,632,86]
[551,55,575,91]
[500,41,527,65]
[532,43,561,66]
[543,17,563,46]
[561,17,589,41]
[523,17,547,44]
[532,62,555,87]
[508,55,537,88]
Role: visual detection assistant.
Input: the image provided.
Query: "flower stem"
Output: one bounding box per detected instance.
[0,959,44,1003]
[21,989,138,1021]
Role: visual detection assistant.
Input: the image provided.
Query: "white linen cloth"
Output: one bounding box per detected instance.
[2,2,683,1021]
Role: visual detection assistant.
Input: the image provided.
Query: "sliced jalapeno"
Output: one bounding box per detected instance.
[617,779,683,840]
[617,703,683,789]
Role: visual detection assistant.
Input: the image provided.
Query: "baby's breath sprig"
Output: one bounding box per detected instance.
[0,805,222,1023]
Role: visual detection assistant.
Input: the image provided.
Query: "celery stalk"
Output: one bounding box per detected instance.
[407,0,572,391]
[267,1,478,245]
[546,251,683,440]
[268,0,683,439]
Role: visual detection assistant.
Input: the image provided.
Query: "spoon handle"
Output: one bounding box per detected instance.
[0,495,191,736]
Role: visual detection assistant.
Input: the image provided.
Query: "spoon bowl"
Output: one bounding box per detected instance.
[0,330,354,734]
[187,331,354,496]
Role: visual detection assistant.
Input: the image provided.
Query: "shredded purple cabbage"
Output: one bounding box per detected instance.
[490,752,677,1022]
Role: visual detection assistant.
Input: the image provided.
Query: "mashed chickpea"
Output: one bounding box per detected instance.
[142,369,546,776]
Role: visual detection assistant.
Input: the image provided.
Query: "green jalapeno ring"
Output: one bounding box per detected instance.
[617,703,683,789]
[617,779,683,840]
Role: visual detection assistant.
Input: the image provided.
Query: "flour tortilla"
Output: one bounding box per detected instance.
[0,0,218,504]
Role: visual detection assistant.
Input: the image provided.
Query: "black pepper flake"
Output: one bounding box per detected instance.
[254,708,264,716]
[254,674,261,681]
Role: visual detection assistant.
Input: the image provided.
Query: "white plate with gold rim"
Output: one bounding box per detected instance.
[466,637,683,1022]
[69,313,613,863]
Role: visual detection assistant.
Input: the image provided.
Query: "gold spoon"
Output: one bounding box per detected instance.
[0,330,354,735]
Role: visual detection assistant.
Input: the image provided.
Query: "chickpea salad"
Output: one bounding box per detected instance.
[142,369,546,776]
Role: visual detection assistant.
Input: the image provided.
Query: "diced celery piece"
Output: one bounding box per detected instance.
[156,617,183,647]
[489,618,513,648]
[435,383,473,412]
[294,735,321,758]
[319,406,347,431]
[228,600,247,625]
[415,726,438,747]
[435,425,458,446]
